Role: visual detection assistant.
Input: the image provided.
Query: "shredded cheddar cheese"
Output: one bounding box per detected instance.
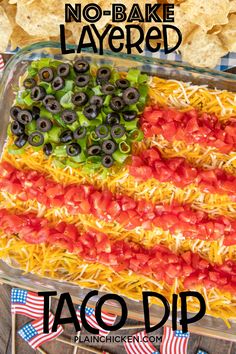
[1,73,236,325]
[3,144,236,219]
[149,77,236,121]
[0,234,235,324]
[1,194,235,265]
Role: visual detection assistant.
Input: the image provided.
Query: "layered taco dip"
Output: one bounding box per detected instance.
[1,57,236,325]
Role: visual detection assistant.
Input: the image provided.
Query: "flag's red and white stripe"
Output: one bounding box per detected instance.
[0,55,4,72]
[22,313,63,349]
[11,289,45,319]
[160,327,189,354]
[124,330,159,354]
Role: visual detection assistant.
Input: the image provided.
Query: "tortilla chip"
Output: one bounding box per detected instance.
[208,25,222,35]
[181,27,227,68]
[181,0,230,30]
[10,25,48,50]
[219,14,236,52]
[16,0,64,36]
[229,0,236,13]
[0,5,13,51]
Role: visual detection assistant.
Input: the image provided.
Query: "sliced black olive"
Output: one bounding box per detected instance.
[28,131,44,147]
[102,139,116,155]
[123,87,140,105]
[123,110,137,121]
[59,130,73,143]
[110,96,124,112]
[74,126,87,139]
[23,78,36,89]
[61,110,77,125]
[17,110,33,125]
[31,86,46,101]
[39,67,54,82]
[95,124,109,139]
[52,76,64,91]
[14,133,28,148]
[83,105,99,120]
[66,143,81,157]
[116,79,130,90]
[57,63,70,77]
[88,145,101,156]
[10,106,21,120]
[11,121,25,136]
[102,155,114,168]
[89,95,104,108]
[43,95,55,106]
[73,59,90,74]
[101,83,115,95]
[45,100,61,114]
[37,117,53,132]
[72,92,88,106]
[43,142,53,156]
[75,74,90,87]
[105,112,120,126]
[111,124,125,139]
[32,106,40,120]
[96,67,111,84]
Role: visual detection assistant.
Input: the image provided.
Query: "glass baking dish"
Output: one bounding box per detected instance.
[1,42,236,341]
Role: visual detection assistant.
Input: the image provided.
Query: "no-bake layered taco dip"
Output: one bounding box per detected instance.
[1,57,236,325]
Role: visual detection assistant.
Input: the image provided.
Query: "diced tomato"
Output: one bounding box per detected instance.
[121,196,136,211]
[46,184,64,198]
[108,201,121,218]
[129,165,153,180]
[181,251,192,265]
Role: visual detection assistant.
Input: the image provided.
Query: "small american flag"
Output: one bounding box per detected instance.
[161,327,190,354]
[197,350,208,354]
[0,54,4,72]
[18,312,63,349]
[76,305,117,336]
[124,330,160,354]
[11,288,45,319]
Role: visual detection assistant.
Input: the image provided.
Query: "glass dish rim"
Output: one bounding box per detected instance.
[1,41,236,340]
[3,40,236,82]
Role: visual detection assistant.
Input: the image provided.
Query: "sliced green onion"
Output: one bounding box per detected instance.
[103,95,111,106]
[60,91,74,109]
[53,113,67,127]
[76,136,87,149]
[138,74,148,84]
[92,86,102,95]
[31,58,52,70]
[119,141,131,154]
[70,120,80,132]
[127,68,140,84]
[26,120,37,135]
[23,93,34,106]
[129,129,144,142]
[8,146,25,155]
[53,159,65,169]
[112,150,128,164]
[63,80,74,91]
[138,85,148,105]
[54,145,67,157]
[90,131,100,141]
[122,118,139,131]
[48,126,62,143]
[40,107,53,119]
[27,67,38,77]
[71,151,86,163]
[66,159,79,168]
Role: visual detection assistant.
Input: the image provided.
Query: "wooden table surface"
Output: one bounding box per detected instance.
[1,284,236,354]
